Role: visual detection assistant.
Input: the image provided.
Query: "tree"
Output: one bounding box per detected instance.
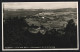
[65,19,75,32]
[65,19,77,48]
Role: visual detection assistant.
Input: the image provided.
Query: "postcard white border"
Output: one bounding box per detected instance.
[2,2,79,51]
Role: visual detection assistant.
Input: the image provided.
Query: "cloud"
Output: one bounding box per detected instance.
[2,2,78,9]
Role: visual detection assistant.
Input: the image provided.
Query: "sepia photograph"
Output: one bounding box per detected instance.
[2,2,79,51]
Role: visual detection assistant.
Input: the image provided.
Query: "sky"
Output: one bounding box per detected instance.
[2,2,78,9]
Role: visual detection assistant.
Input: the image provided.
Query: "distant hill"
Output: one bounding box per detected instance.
[52,8,77,12]
[3,8,77,19]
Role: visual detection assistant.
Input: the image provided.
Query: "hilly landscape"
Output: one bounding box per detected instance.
[3,8,77,48]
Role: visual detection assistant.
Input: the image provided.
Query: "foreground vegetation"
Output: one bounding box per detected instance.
[4,17,77,48]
